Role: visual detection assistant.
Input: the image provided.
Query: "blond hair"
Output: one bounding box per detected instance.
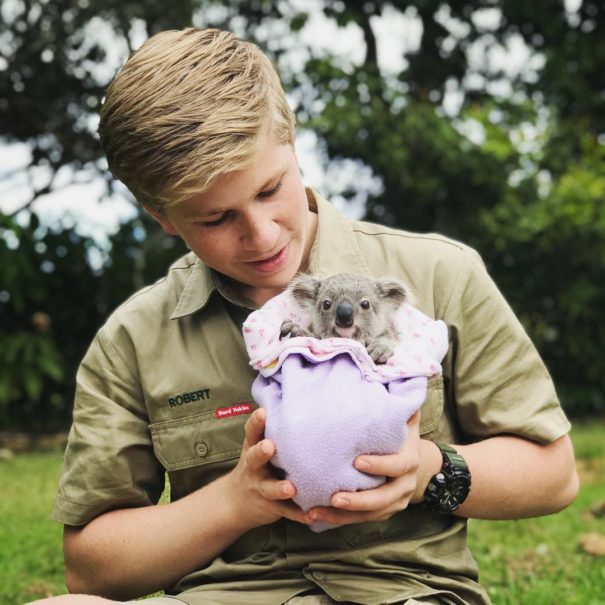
[98,28,295,210]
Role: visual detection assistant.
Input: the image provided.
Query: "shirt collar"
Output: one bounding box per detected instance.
[170,257,216,319]
[170,187,372,319]
[307,189,373,278]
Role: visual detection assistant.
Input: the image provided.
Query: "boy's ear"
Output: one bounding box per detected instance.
[290,274,320,309]
[144,205,179,236]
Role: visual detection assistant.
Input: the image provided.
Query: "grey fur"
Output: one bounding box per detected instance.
[280,272,408,364]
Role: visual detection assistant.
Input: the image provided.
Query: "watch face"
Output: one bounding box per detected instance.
[441,474,471,510]
[424,445,472,513]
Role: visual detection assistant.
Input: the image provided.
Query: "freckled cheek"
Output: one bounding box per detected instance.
[189,234,232,262]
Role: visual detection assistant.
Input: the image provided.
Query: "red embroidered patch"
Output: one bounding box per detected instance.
[215,403,254,419]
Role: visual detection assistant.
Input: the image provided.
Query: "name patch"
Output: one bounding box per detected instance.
[168,389,210,407]
[215,403,254,419]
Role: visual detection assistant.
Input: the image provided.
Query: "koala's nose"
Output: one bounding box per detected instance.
[335,303,354,327]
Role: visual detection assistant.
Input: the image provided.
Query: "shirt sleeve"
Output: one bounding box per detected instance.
[52,322,165,526]
[442,247,571,445]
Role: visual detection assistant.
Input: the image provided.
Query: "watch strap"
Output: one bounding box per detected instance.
[439,443,469,473]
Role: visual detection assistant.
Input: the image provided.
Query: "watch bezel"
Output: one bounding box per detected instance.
[423,443,471,513]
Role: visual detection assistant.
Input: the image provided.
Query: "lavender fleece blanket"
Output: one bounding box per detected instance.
[244,289,448,532]
[252,355,427,531]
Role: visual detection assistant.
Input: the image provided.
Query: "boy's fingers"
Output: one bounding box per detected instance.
[243,407,266,447]
[246,438,275,469]
[408,410,421,427]
[259,478,296,501]
[306,506,371,527]
[331,477,413,512]
[277,500,309,525]
[355,413,421,477]
[355,451,418,478]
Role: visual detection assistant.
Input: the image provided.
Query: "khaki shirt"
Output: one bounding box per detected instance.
[53,190,570,605]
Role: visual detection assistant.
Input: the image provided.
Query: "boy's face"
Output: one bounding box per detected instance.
[147,135,317,305]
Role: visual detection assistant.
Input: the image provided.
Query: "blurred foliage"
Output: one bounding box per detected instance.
[0,0,200,203]
[0,211,96,430]
[0,210,186,430]
[1,0,604,428]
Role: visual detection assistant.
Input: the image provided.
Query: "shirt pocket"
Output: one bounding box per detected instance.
[148,405,271,560]
[419,374,444,440]
[149,405,254,499]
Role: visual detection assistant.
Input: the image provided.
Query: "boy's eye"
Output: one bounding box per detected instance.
[322,300,332,310]
[360,300,370,310]
[258,179,283,199]
[201,212,231,228]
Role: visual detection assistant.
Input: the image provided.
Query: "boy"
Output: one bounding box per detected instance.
[30,27,578,605]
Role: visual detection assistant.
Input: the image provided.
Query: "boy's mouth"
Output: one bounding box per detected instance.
[247,244,289,273]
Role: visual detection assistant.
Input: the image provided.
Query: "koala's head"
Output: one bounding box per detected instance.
[288,273,408,341]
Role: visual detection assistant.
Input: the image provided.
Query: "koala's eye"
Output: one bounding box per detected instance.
[360,300,371,310]
[322,300,332,310]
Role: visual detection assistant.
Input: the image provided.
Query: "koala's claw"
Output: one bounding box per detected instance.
[279,320,295,339]
[280,320,313,340]
[366,340,394,364]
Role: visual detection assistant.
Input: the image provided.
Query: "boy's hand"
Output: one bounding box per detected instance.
[304,411,441,527]
[224,407,309,529]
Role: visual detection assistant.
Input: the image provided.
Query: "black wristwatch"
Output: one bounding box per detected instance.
[422,443,471,514]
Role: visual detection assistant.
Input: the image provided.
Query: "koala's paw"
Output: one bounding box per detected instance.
[280,320,313,339]
[366,340,394,364]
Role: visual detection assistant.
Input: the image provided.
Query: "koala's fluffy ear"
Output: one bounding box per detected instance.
[289,274,321,309]
[375,278,409,309]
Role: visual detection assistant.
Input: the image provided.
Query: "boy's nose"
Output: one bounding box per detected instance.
[335,303,354,327]
[242,216,280,252]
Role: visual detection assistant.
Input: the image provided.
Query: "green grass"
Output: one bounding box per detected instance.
[468,419,605,604]
[1,421,605,604]
[0,449,67,604]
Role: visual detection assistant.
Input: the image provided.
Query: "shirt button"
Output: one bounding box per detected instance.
[312,571,325,581]
[195,442,209,457]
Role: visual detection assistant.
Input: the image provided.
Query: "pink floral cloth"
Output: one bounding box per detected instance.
[243,290,448,380]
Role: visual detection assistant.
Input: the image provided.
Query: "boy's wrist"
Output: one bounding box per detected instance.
[411,440,444,504]
[205,473,261,535]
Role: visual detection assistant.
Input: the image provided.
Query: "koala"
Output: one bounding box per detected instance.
[280,272,409,364]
